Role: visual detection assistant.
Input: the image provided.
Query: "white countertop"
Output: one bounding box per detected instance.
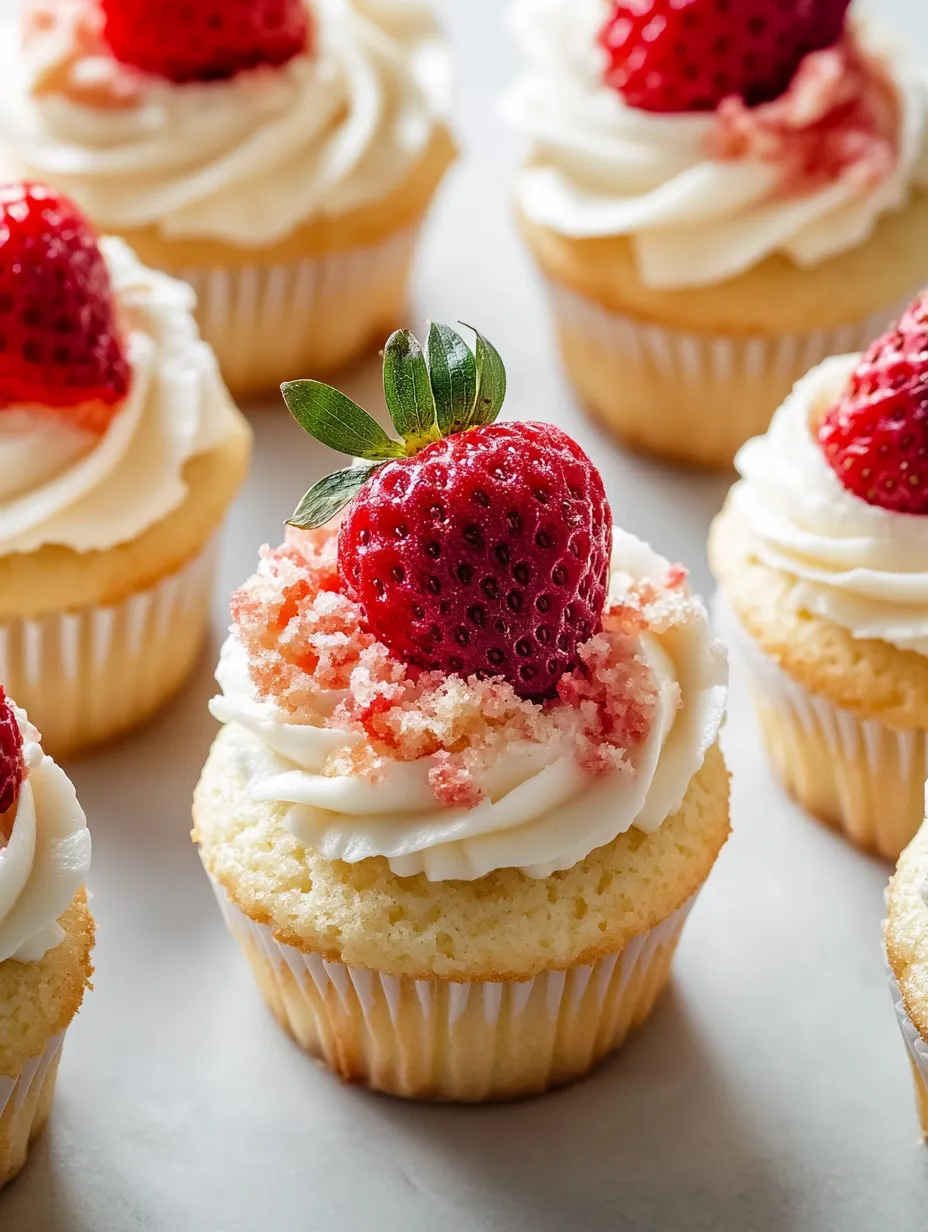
[5,1,928,1228]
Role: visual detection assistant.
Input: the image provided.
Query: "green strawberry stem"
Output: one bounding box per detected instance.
[282,323,507,530]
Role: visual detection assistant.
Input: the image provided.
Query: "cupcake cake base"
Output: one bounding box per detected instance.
[195,730,730,1104]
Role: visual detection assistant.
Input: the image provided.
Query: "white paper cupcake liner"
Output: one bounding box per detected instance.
[176,227,421,395]
[0,1031,64,1188]
[207,873,697,1102]
[545,280,911,466]
[0,539,218,757]
[722,604,928,858]
[548,282,904,384]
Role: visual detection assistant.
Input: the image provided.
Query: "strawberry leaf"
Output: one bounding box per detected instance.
[287,463,380,530]
[464,325,507,428]
[281,380,406,461]
[426,323,477,436]
[383,330,440,452]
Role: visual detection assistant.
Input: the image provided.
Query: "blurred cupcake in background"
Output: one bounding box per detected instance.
[194,323,729,1102]
[503,0,928,468]
[0,182,250,757]
[0,0,456,396]
[711,290,928,860]
[0,693,93,1187]
[885,810,928,1138]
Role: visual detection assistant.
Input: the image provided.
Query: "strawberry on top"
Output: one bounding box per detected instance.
[0,688,25,833]
[600,0,852,114]
[99,0,312,84]
[280,324,613,700]
[0,183,130,432]
[818,291,928,514]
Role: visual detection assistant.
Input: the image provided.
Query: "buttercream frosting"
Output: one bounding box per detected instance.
[0,237,242,556]
[502,0,928,289]
[729,353,928,656]
[0,706,91,964]
[0,0,452,247]
[210,530,727,882]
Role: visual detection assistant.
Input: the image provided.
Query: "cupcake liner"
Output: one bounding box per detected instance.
[545,280,909,467]
[176,226,421,396]
[0,1032,64,1189]
[886,957,928,1137]
[207,873,697,1103]
[0,539,218,757]
[724,606,927,859]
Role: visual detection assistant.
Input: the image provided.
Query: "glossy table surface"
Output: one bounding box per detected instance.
[4,1,928,1228]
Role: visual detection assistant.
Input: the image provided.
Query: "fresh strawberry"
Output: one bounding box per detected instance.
[0,688,24,822]
[818,294,928,514]
[282,326,613,699]
[100,0,311,84]
[600,0,852,114]
[0,183,130,426]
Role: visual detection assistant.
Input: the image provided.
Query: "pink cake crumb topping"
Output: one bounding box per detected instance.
[230,527,694,809]
[706,36,898,195]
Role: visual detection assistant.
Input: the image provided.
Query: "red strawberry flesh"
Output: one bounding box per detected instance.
[0,183,130,423]
[818,292,928,514]
[600,0,853,114]
[100,0,311,84]
[338,421,613,700]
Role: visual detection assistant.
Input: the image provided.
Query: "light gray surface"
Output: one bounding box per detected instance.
[5,2,928,1228]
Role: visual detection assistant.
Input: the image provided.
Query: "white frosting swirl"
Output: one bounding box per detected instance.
[0,706,91,964]
[502,0,928,289]
[209,531,727,881]
[730,353,928,655]
[0,0,452,247]
[0,237,243,555]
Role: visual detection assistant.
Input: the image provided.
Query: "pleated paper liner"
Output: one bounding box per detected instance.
[0,539,218,758]
[207,873,697,1103]
[886,957,928,1138]
[0,1032,64,1189]
[723,606,926,860]
[176,226,421,398]
[546,280,910,469]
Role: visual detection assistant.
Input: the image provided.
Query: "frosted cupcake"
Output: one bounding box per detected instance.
[0,182,250,757]
[194,323,729,1102]
[0,0,456,396]
[711,290,928,859]
[0,692,93,1187]
[885,810,928,1138]
[503,0,928,468]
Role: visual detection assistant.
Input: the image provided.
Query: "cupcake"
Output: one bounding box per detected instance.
[0,0,456,396]
[503,0,928,469]
[0,182,251,757]
[885,810,928,1138]
[711,290,928,859]
[194,323,730,1102]
[0,692,94,1188]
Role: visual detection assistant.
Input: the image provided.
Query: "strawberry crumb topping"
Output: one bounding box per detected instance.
[230,527,695,809]
[706,37,899,196]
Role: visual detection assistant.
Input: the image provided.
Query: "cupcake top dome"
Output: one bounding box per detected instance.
[503,0,928,288]
[209,326,727,882]
[0,688,90,965]
[0,181,242,557]
[728,288,928,658]
[0,0,452,247]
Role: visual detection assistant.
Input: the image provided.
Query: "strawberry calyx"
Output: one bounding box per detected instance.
[281,323,508,530]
